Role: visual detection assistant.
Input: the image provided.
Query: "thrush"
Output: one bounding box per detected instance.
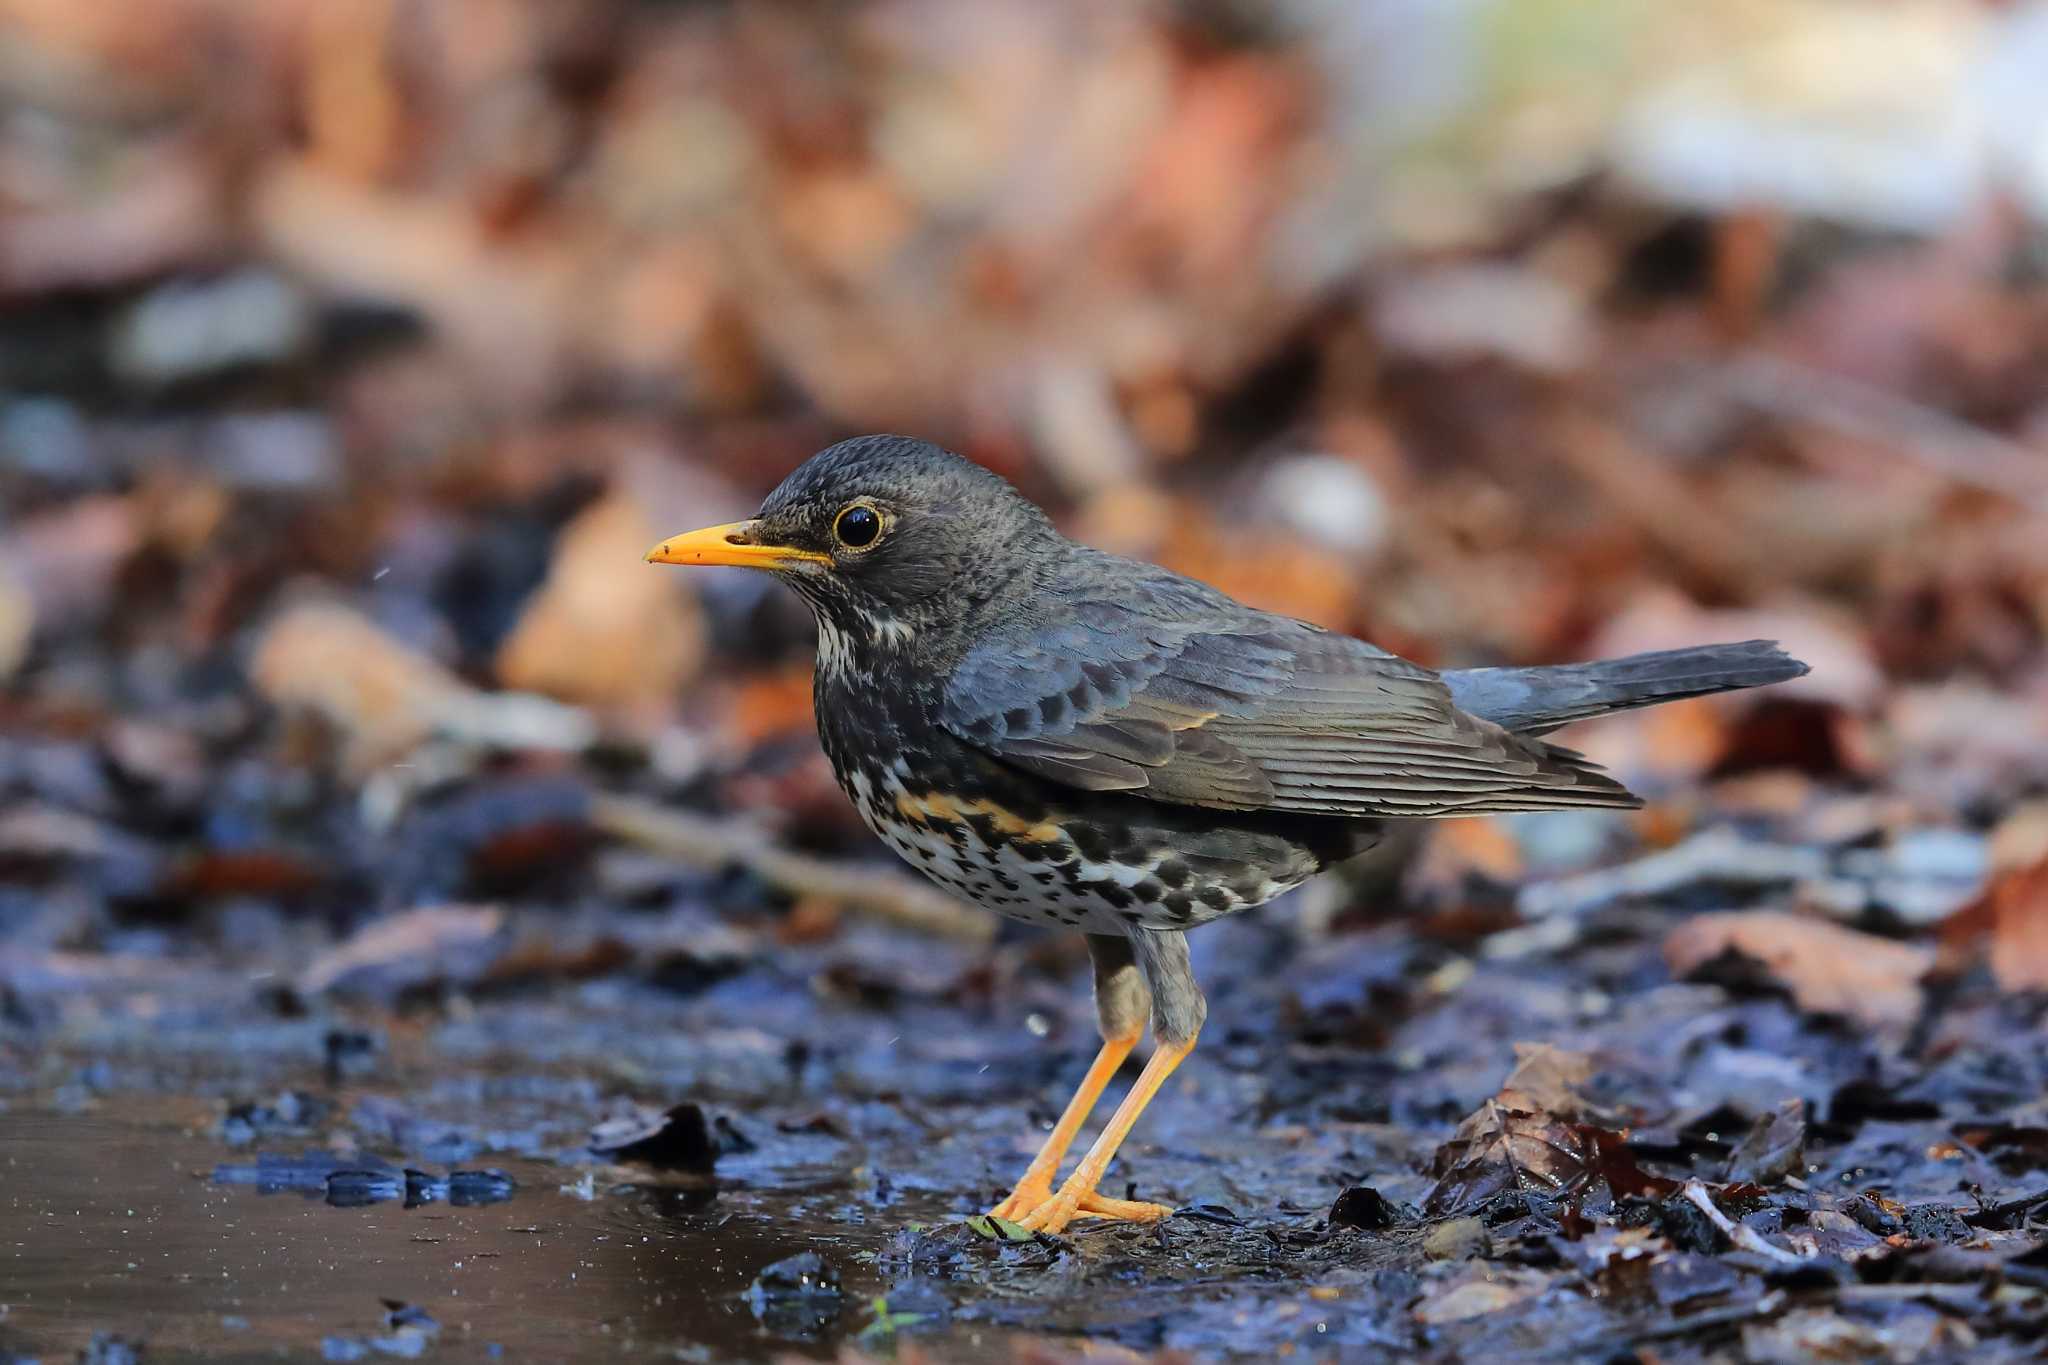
[646,435,1808,1234]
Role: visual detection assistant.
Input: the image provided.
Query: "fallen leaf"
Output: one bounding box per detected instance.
[1425,1044,1598,1215]
[1420,1216,1490,1261]
[1743,1306,1975,1365]
[1663,911,1933,1027]
[0,496,141,631]
[253,600,594,771]
[1411,1266,1551,1324]
[251,158,577,406]
[963,1214,1036,1243]
[726,665,819,747]
[166,849,327,901]
[1950,857,2048,991]
[0,571,29,680]
[1408,817,1525,895]
[495,491,705,713]
[1724,1098,1808,1186]
[1582,1125,1679,1201]
[252,601,469,769]
[1495,1042,1594,1115]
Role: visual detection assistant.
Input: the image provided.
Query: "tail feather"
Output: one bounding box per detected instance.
[1442,640,1809,736]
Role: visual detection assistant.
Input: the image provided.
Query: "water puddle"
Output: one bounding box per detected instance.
[1,1094,935,1362]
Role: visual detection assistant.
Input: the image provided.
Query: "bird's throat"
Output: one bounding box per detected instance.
[815,607,919,682]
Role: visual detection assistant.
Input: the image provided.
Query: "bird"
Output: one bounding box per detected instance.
[645,434,1809,1234]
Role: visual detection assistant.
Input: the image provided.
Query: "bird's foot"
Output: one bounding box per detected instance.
[988,1176,1054,1222]
[1011,1184,1173,1235]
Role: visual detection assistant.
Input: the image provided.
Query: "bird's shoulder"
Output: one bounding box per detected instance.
[943,545,1426,711]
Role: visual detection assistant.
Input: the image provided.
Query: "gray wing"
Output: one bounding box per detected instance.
[939,566,1637,818]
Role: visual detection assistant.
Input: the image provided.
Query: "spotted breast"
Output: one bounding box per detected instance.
[813,618,1376,934]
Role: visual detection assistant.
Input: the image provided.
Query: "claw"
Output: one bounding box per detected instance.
[1075,1191,1173,1223]
[988,1180,1054,1222]
[1012,1185,1172,1235]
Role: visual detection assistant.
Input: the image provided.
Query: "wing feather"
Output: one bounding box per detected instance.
[939,557,1639,818]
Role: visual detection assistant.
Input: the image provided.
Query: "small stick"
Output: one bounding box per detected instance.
[1724,353,2048,513]
[1681,1177,1806,1266]
[1517,828,1826,918]
[591,793,993,943]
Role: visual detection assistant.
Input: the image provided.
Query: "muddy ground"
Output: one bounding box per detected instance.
[6,772,2048,1362]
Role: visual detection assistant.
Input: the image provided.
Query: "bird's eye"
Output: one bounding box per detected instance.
[833,503,883,549]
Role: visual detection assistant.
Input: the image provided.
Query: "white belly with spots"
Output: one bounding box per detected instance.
[843,769,1285,934]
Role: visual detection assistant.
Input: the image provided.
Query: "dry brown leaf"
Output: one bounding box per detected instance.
[1496,1043,1594,1115]
[0,570,29,680]
[251,158,578,405]
[1664,911,1933,1027]
[301,0,405,182]
[1957,857,2048,992]
[254,600,593,771]
[495,492,705,713]
[1987,802,2048,873]
[1410,816,1525,894]
[1156,519,1358,631]
[1633,698,1735,780]
[0,496,141,626]
[251,600,469,769]
[1425,1044,1596,1215]
[774,170,916,282]
[727,665,821,748]
[1411,1266,1552,1325]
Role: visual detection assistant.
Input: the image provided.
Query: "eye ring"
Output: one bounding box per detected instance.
[832,502,884,550]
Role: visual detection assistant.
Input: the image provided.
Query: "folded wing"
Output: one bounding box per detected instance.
[939,564,1638,818]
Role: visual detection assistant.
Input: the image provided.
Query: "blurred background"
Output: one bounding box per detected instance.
[7,1,2048,1360]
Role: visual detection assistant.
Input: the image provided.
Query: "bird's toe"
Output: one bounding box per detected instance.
[1073,1190,1173,1223]
[1012,1185,1172,1234]
[1011,1188,1079,1234]
[988,1179,1054,1222]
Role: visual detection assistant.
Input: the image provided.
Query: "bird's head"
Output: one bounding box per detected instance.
[646,435,1056,646]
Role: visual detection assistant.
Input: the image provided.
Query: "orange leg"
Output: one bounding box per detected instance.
[989,1027,1141,1220]
[1012,1035,1195,1234]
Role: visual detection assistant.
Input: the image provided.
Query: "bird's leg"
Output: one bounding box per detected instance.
[990,935,1147,1219]
[1014,929,1205,1234]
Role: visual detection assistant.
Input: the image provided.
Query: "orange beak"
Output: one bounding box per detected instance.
[643,520,831,571]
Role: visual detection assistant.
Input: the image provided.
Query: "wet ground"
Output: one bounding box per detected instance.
[6,1096,929,1362]
[7,842,2048,1363]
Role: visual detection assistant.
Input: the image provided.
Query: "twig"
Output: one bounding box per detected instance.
[1682,1177,1807,1266]
[1549,410,1766,595]
[1627,1289,1786,1344]
[1723,353,2048,513]
[1835,1284,1992,1310]
[1965,1187,2048,1230]
[590,793,993,943]
[1516,828,1827,918]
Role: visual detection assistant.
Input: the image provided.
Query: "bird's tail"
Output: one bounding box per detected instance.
[1441,640,1809,736]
